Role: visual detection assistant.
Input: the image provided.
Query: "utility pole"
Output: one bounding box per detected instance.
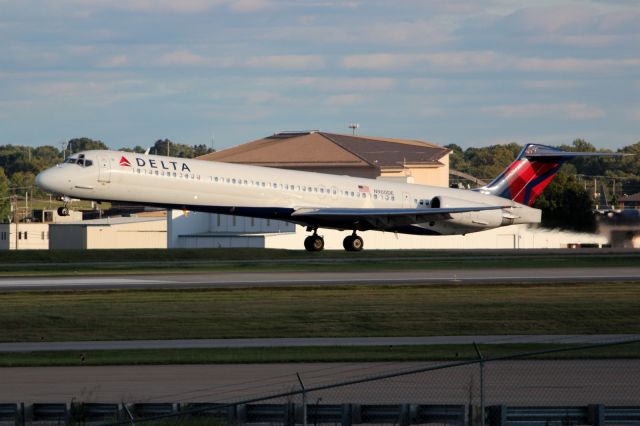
[59,140,67,160]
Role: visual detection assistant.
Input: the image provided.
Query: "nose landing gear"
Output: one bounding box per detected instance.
[57,196,71,216]
[304,229,325,252]
[343,232,363,252]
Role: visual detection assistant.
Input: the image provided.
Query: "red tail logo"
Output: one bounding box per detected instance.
[119,156,132,167]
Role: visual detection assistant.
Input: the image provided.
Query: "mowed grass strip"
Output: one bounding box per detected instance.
[0,283,639,342]
[2,343,640,367]
[0,248,638,275]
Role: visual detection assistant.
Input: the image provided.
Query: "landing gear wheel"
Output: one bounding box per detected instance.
[343,235,364,252]
[304,235,324,252]
[57,207,69,216]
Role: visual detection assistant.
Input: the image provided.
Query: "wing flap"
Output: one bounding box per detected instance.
[292,205,509,229]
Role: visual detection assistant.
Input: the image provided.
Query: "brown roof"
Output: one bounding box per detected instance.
[198,131,448,169]
[622,193,640,203]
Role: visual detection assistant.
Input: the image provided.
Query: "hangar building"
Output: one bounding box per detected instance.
[197,131,450,186]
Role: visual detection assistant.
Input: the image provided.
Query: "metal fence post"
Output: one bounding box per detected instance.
[297,372,307,426]
[473,343,485,426]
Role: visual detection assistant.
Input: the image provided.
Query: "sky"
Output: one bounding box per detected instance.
[1,0,639,151]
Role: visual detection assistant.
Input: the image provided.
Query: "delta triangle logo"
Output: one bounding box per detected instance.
[119,156,132,167]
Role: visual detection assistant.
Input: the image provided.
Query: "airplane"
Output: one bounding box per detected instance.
[35,143,622,251]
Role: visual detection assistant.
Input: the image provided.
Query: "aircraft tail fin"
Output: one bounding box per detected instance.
[479,144,621,206]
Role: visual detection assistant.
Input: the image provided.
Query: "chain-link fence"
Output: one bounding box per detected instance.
[2,340,639,425]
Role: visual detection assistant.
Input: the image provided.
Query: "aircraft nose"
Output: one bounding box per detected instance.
[35,167,63,194]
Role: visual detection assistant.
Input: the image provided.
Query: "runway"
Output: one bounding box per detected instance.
[0,266,639,291]
[0,335,638,353]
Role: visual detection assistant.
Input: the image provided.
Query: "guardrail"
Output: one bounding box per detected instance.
[0,403,638,425]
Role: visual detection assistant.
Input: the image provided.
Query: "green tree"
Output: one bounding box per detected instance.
[463,142,521,179]
[9,171,35,192]
[67,137,109,154]
[533,170,596,232]
[149,139,214,158]
[119,146,146,153]
[0,168,10,222]
[444,144,468,171]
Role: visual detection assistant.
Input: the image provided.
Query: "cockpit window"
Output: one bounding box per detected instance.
[64,155,93,167]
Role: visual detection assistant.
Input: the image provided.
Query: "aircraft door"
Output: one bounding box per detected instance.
[98,157,111,183]
[331,186,338,200]
[402,192,412,208]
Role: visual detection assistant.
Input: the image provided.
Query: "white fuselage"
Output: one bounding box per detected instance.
[36,150,541,236]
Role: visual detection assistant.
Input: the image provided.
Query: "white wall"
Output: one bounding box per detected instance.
[168,210,295,248]
[168,210,608,250]
[0,223,50,250]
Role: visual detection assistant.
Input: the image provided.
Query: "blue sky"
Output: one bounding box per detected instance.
[1,0,638,151]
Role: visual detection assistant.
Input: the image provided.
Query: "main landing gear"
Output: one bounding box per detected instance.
[304,229,325,252]
[303,229,364,252]
[343,231,363,252]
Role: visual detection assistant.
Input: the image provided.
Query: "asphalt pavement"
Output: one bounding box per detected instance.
[0,266,638,290]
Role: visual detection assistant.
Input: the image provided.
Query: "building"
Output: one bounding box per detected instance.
[49,216,166,250]
[620,192,640,209]
[0,209,82,250]
[198,131,450,186]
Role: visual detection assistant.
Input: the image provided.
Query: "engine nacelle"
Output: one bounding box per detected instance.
[430,196,505,230]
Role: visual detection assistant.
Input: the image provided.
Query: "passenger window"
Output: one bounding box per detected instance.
[84,160,93,167]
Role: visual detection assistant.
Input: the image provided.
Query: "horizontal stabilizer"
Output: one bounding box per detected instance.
[522,145,628,158]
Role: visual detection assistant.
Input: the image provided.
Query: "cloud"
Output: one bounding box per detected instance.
[521,80,580,90]
[294,77,396,92]
[629,109,640,121]
[482,103,605,120]
[244,55,325,70]
[98,55,129,68]
[528,34,623,48]
[324,94,366,106]
[155,50,211,67]
[228,0,271,12]
[514,57,640,72]
[341,51,640,73]
[43,0,269,15]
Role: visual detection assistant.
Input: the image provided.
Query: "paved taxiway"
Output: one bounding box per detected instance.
[0,266,639,291]
[1,335,638,352]
[2,360,638,405]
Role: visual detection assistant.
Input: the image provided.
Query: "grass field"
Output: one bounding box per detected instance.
[1,283,638,342]
[1,343,639,367]
[0,248,638,275]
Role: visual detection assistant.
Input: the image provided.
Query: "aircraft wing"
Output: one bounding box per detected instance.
[291,205,508,229]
